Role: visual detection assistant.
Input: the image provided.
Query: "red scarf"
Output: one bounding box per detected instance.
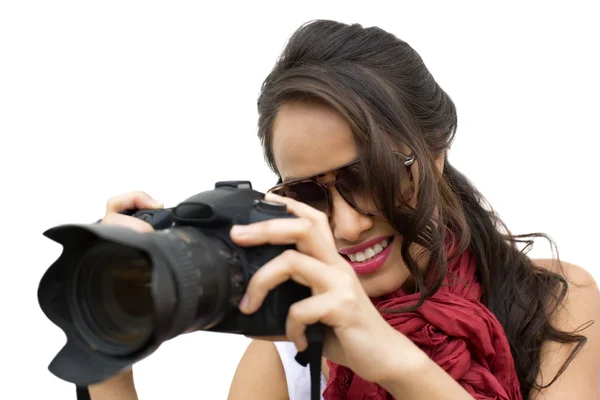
[323,247,523,400]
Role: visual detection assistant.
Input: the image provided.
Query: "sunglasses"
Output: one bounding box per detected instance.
[269,151,416,217]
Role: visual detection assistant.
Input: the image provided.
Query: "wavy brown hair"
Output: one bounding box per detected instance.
[255,19,587,398]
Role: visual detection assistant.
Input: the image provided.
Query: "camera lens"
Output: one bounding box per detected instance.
[72,242,155,355]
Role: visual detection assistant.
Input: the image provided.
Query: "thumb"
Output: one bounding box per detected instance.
[106,191,163,214]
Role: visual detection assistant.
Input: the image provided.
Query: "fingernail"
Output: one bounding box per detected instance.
[151,198,164,208]
[239,293,251,312]
[230,225,249,237]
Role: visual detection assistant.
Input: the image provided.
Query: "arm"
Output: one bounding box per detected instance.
[375,331,475,400]
[88,369,138,400]
[378,259,600,400]
[529,259,600,399]
[88,338,289,400]
[228,340,289,400]
[87,340,289,400]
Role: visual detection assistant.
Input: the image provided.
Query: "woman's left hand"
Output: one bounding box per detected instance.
[229,192,422,385]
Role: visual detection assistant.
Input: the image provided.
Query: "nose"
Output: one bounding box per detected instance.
[329,187,373,242]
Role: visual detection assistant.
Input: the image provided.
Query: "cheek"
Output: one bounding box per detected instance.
[358,238,413,297]
[387,237,414,279]
[361,237,431,297]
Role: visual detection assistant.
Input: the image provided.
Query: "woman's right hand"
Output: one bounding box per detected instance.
[88,190,163,400]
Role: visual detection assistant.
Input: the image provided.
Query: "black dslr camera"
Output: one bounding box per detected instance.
[37,181,316,386]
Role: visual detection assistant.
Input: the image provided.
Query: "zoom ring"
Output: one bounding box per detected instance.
[153,230,203,339]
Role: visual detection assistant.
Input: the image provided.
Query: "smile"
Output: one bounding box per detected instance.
[339,236,395,275]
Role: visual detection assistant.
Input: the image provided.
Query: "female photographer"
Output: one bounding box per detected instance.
[92,20,600,400]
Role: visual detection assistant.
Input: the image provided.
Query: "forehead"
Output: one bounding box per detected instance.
[272,100,358,180]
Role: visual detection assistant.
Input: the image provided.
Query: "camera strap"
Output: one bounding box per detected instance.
[294,323,326,400]
[75,386,90,399]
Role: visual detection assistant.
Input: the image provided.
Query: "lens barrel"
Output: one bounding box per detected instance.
[70,242,155,356]
[68,227,241,356]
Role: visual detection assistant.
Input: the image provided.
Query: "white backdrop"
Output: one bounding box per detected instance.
[1,1,598,399]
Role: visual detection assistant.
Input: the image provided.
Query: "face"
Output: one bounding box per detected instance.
[271,100,417,297]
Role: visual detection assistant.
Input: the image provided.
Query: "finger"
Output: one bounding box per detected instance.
[263,192,337,261]
[101,212,155,233]
[231,217,311,246]
[286,292,336,352]
[264,192,328,220]
[239,250,337,314]
[230,218,338,264]
[106,191,163,214]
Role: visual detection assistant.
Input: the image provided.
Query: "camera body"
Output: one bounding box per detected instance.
[38,181,312,386]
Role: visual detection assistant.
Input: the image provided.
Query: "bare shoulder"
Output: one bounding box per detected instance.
[534,258,597,285]
[228,340,289,400]
[533,258,599,330]
[530,258,600,399]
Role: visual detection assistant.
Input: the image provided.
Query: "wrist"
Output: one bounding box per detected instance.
[374,330,430,392]
[374,336,475,400]
[88,369,138,400]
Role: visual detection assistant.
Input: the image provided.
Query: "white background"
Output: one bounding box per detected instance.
[1,1,599,399]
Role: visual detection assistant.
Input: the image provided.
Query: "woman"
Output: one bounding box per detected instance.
[92,20,600,399]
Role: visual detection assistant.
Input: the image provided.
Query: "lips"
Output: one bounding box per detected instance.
[339,235,392,255]
[339,236,395,275]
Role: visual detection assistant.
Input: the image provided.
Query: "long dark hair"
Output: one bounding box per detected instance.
[256,19,586,398]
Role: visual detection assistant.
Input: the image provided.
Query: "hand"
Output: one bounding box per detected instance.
[89,190,163,396]
[230,192,419,385]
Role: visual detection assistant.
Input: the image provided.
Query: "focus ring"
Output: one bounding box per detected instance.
[153,230,201,339]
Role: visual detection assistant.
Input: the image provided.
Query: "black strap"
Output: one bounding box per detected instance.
[76,386,90,399]
[294,323,326,400]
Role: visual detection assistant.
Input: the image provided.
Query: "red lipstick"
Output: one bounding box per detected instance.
[339,236,394,275]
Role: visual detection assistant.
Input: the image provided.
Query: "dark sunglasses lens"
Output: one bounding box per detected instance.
[279,181,329,214]
[336,164,373,212]
[336,160,413,213]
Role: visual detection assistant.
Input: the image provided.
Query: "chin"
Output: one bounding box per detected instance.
[358,269,410,298]
[358,240,411,297]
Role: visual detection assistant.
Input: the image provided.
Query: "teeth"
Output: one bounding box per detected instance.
[346,238,390,263]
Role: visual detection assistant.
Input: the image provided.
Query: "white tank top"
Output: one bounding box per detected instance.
[274,341,327,400]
